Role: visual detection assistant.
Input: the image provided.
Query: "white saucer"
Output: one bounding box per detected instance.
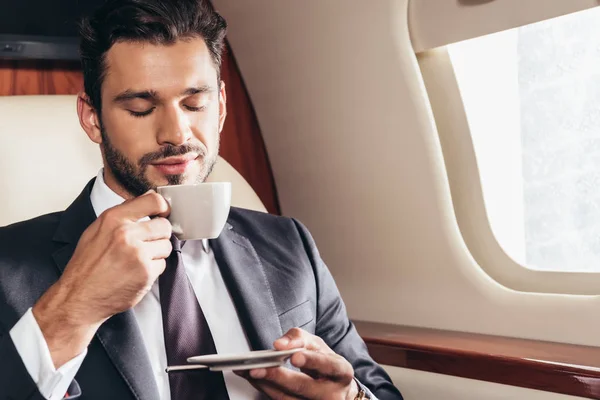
[186,348,303,371]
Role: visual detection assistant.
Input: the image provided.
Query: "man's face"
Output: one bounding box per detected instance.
[92,38,226,197]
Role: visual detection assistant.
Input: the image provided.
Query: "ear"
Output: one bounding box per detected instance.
[77,92,103,144]
[218,80,227,133]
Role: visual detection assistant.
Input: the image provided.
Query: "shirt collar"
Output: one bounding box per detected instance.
[90,169,209,252]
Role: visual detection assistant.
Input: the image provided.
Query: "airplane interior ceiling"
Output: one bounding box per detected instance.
[212,0,600,357]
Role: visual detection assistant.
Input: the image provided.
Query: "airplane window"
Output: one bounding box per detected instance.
[448,7,600,272]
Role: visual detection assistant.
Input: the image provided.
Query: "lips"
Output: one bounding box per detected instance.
[152,153,198,175]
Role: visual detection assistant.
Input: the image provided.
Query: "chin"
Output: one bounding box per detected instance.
[150,164,211,187]
[163,172,206,187]
[143,174,173,189]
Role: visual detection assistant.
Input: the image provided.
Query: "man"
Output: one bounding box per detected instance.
[0,0,403,399]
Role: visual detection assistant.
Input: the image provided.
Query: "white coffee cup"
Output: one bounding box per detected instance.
[157,182,232,240]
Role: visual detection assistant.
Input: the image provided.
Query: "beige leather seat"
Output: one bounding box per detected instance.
[0,95,266,227]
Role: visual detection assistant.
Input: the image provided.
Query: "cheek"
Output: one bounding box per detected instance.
[102,110,156,158]
[191,112,221,148]
[102,110,136,142]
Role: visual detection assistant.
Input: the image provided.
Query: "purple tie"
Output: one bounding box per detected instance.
[159,236,230,399]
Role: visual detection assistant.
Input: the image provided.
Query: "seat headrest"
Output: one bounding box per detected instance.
[0,95,266,226]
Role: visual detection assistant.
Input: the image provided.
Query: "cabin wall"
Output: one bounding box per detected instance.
[215,3,600,395]
[385,367,588,400]
[214,0,600,346]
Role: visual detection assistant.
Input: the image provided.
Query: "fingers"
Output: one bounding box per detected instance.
[117,191,171,221]
[274,328,332,354]
[248,381,299,400]
[149,259,167,276]
[144,239,173,260]
[236,346,356,399]
[274,328,312,350]
[138,217,172,241]
[247,366,319,399]
[290,351,354,383]
[234,373,300,400]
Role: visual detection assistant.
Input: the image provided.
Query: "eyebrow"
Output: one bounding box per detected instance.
[182,85,214,96]
[113,90,159,103]
[113,85,214,104]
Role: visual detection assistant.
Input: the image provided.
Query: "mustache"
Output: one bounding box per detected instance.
[138,143,207,166]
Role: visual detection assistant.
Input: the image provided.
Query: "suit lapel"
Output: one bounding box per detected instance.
[93,313,160,400]
[52,180,160,400]
[211,225,283,350]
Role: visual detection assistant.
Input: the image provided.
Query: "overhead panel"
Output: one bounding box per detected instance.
[409,0,600,52]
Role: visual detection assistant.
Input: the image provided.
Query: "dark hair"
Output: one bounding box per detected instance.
[79,0,227,113]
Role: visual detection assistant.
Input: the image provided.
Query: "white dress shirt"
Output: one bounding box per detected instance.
[10,169,261,400]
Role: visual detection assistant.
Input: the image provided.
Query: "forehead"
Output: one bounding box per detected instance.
[102,38,218,99]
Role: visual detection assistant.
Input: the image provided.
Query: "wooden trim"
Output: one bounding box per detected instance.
[354,321,600,399]
[219,43,281,214]
[0,60,83,95]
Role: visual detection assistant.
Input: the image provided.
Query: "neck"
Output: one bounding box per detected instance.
[102,167,136,200]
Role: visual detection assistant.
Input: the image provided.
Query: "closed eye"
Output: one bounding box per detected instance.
[128,108,155,118]
[185,105,206,112]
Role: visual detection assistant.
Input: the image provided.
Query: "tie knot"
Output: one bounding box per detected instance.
[170,235,184,252]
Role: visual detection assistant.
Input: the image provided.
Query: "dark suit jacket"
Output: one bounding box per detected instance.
[0,180,402,400]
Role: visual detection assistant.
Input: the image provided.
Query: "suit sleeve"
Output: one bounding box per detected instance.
[292,219,403,400]
[0,323,46,400]
[1,309,84,400]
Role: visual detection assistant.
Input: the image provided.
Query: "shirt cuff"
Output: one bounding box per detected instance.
[9,308,87,400]
[354,377,378,400]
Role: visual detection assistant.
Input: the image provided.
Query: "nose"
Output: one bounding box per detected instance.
[157,105,192,146]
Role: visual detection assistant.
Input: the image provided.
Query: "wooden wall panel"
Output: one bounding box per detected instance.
[0,60,82,95]
[0,47,280,214]
[218,47,280,214]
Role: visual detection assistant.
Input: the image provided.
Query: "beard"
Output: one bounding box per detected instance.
[100,125,218,197]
